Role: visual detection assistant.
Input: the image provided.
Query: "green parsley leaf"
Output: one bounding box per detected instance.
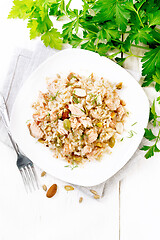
[149,100,158,127]
[149,10,160,26]
[142,128,160,159]
[49,3,60,16]
[115,2,130,32]
[155,145,160,152]
[127,27,153,45]
[27,19,40,39]
[157,96,160,104]
[69,34,83,48]
[142,76,153,87]
[92,0,130,31]
[140,145,150,151]
[144,128,156,141]
[155,83,160,92]
[135,0,147,12]
[97,22,120,42]
[62,21,75,41]
[8,0,34,19]
[144,145,155,159]
[41,28,62,49]
[142,46,160,77]
[37,15,53,34]
[92,0,116,23]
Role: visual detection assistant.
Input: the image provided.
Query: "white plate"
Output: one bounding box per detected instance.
[10,49,149,186]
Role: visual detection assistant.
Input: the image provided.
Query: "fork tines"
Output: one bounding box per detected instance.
[20,164,39,192]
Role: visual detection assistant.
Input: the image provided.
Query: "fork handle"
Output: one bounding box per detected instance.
[0,93,20,155]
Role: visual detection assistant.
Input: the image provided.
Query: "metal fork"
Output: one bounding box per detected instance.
[0,93,39,192]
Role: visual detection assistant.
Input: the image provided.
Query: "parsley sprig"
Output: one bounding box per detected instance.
[141,129,160,159]
[8,0,160,90]
[141,98,160,159]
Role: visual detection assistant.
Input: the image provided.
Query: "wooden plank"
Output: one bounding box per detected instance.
[120,155,160,240]
[0,142,119,240]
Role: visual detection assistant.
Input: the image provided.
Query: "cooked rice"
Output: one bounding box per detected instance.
[27,72,127,164]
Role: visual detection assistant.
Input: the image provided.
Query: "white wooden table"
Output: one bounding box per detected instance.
[0,1,160,240]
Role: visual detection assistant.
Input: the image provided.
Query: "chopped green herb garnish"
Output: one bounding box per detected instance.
[92,95,98,105]
[47,112,50,117]
[64,163,78,170]
[71,165,78,170]
[54,113,59,122]
[81,108,85,113]
[50,91,59,101]
[72,93,79,104]
[127,130,137,138]
[70,75,77,80]
[120,138,124,141]
[80,134,84,140]
[131,122,137,126]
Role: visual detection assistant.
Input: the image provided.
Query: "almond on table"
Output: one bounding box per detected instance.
[46,184,57,198]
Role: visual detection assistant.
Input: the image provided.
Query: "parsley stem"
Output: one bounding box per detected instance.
[152,37,160,45]
[95,38,99,52]
[131,44,150,50]
[156,129,160,144]
[135,10,144,28]
[108,50,121,59]
[125,53,142,58]
[113,39,149,51]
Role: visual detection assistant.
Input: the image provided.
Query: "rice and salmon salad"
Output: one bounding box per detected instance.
[27,72,127,164]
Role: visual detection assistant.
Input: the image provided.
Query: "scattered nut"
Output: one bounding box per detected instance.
[96,122,103,127]
[94,194,100,199]
[79,197,83,203]
[46,184,57,198]
[116,82,123,89]
[96,142,102,148]
[63,119,71,130]
[108,136,115,148]
[42,185,47,191]
[62,109,70,120]
[120,99,126,106]
[64,185,74,191]
[41,171,46,177]
[111,112,116,119]
[90,189,98,195]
